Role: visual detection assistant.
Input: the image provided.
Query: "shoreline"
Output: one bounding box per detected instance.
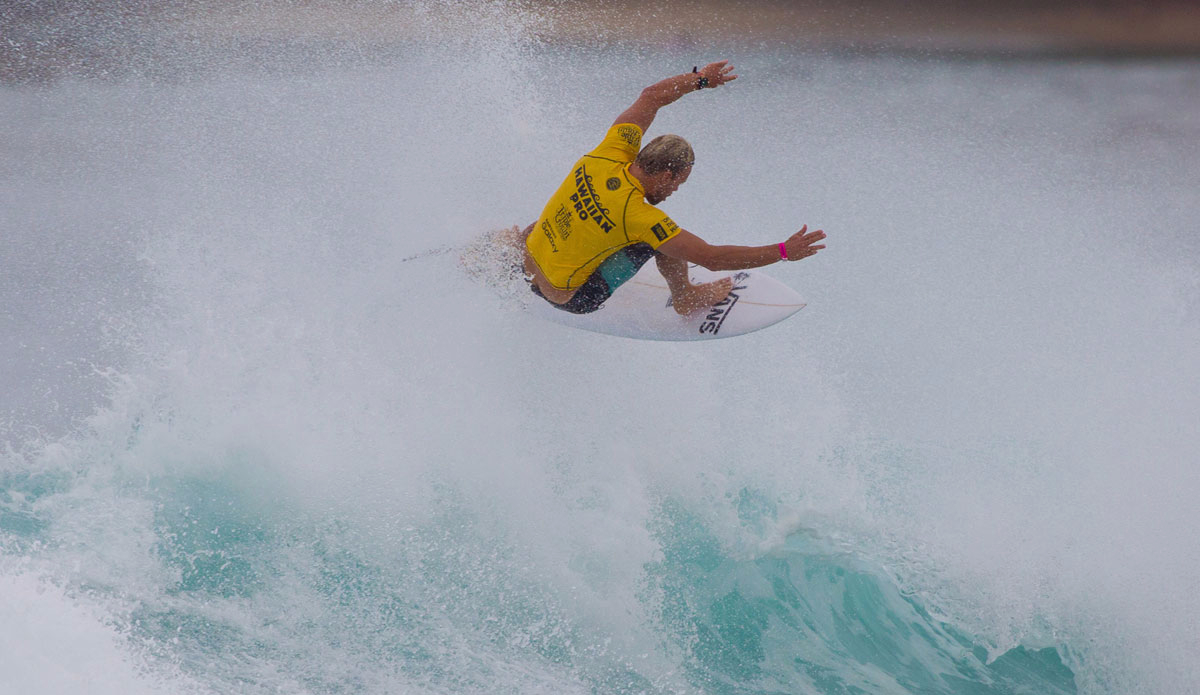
[4,1,1199,83]
[531,1,1200,56]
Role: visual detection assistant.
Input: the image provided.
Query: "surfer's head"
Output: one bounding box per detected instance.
[633,134,693,204]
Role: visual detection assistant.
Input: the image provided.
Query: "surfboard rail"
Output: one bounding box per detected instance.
[527,265,805,341]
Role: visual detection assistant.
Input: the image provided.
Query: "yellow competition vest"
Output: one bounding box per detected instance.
[527,123,682,290]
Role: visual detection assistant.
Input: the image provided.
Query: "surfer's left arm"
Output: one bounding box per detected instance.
[658,226,826,271]
[613,61,738,132]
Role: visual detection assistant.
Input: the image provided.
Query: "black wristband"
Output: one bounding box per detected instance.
[692,65,708,90]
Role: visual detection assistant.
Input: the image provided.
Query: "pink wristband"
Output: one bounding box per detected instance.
[779,242,788,260]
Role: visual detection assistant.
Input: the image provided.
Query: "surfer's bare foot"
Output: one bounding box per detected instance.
[671,277,733,315]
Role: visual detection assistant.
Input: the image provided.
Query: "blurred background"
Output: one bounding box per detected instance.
[4,0,1200,84]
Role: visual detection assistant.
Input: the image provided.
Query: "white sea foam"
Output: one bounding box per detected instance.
[2,3,1198,692]
[0,570,206,695]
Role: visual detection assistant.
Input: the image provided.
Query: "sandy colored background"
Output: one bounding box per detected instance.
[3,1,1200,82]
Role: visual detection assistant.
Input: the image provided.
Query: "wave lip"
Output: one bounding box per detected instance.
[646,500,1076,695]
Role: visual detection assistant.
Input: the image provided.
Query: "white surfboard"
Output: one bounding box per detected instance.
[527,264,805,341]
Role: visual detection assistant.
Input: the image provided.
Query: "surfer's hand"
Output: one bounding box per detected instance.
[697,61,737,89]
[782,225,825,261]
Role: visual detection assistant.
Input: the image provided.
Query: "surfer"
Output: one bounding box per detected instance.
[516,60,826,315]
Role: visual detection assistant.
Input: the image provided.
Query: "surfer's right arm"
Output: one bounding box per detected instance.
[658,226,826,271]
[613,61,738,132]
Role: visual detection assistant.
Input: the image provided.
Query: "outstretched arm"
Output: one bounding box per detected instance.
[658,226,826,271]
[613,61,738,132]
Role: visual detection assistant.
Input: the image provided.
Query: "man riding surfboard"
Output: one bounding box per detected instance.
[518,60,826,315]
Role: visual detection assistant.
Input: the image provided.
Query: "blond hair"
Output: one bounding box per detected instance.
[635,134,694,175]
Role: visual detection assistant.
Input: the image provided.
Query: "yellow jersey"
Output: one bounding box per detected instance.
[526,123,682,290]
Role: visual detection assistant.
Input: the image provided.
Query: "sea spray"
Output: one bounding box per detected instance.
[3,2,1199,693]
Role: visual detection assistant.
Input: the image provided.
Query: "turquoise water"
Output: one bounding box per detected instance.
[3,3,1199,693]
[0,455,1079,694]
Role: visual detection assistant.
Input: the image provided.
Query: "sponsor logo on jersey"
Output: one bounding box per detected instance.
[540,220,558,252]
[553,205,573,241]
[616,125,641,149]
[606,177,621,191]
[651,217,679,242]
[570,165,616,233]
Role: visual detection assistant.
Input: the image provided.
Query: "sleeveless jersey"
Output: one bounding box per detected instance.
[526,123,682,290]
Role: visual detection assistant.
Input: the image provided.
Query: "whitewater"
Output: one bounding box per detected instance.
[2,4,1199,694]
